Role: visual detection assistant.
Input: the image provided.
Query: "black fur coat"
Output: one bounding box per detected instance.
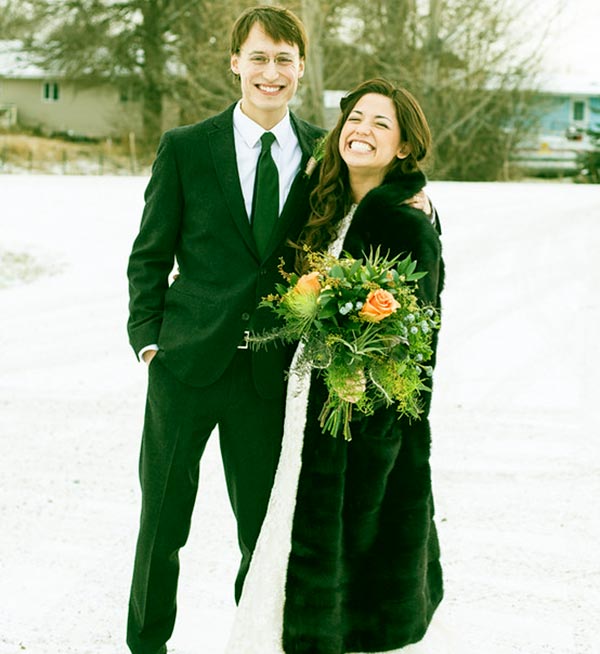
[282,170,445,653]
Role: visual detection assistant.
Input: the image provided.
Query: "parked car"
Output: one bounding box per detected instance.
[512,126,595,177]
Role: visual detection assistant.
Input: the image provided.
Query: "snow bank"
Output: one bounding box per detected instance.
[0,176,599,654]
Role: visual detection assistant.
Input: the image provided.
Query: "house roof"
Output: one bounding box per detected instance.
[0,40,57,79]
[536,74,600,96]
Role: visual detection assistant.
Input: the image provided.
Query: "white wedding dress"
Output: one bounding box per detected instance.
[225,207,456,654]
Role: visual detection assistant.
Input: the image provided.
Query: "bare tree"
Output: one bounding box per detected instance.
[297,0,326,125]
[16,0,555,178]
[314,0,557,180]
[415,0,554,179]
[167,0,247,125]
[23,0,214,146]
[0,0,36,38]
[21,0,306,143]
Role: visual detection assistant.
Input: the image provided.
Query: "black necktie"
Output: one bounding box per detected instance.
[251,132,279,258]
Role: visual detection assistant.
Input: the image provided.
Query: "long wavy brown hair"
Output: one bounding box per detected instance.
[295,78,431,272]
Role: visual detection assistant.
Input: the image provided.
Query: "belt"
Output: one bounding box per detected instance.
[237,330,250,350]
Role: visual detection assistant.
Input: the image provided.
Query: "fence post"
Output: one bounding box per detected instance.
[129,131,137,174]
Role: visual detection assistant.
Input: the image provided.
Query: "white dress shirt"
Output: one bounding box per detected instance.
[233,101,302,218]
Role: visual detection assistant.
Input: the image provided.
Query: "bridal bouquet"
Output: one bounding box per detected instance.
[253,248,440,441]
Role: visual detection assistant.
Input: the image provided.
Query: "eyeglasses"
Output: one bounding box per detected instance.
[240,52,297,68]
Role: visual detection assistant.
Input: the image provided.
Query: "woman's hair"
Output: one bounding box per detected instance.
[230,6,308,59]
[295,78,431,271]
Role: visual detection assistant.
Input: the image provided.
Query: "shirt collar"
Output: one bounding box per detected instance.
[233,101,294,150]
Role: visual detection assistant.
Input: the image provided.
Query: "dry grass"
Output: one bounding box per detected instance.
[0,249,63,288]
[0,131,153,175]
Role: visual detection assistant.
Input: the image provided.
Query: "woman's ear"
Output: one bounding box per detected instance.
[396,144,411,160]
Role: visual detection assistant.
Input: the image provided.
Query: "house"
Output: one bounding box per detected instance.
[512,75,600,176]
[0,40,142,139]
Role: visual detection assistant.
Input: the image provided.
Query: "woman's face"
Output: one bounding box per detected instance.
[338,93,408,176]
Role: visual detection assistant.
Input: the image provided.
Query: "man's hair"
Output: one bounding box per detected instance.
[230,6,308,59]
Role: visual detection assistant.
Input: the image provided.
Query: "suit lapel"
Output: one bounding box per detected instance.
[208,105,259,258]
[267,169,308,252]
[292,112,321,172]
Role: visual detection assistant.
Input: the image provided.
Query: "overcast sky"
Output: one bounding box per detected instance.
[521,0,600,79]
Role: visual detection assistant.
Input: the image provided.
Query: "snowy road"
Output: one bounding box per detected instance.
[0,176,599,654]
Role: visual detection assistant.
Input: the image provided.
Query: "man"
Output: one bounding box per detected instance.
[125,7,324,654]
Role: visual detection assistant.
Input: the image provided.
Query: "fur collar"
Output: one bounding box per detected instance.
[351,169,428,232]
[361,169,427,209]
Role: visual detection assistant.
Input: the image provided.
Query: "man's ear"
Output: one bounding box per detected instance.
[230,53,239,76]
[298,58,305,79]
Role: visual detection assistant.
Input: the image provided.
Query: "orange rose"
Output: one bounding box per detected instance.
[294,271,321,295]
[359,289,400,322]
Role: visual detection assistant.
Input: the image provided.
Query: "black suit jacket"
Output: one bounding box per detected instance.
[127,103,325,397]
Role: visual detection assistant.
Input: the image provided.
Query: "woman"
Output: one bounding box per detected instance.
[227,78,445,654]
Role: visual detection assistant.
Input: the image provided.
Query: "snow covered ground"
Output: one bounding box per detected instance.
[0,175,599,654]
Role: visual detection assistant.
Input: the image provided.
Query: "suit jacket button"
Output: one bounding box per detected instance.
[241,312,250,321]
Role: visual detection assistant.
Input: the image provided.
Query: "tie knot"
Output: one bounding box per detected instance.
[260,132,276,151]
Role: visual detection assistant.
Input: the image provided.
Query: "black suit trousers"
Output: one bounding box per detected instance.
[126,350,285,654]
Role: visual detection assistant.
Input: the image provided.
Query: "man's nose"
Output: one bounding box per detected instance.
[263,61,279,80]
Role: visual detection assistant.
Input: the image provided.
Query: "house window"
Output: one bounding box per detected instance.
[572,100,585,122]
[119,86,140,103]
[43,82,60,102]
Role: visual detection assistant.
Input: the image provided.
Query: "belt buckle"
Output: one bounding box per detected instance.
[238,330,250,350]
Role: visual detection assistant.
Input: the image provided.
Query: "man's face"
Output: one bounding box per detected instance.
[231,22,305,129]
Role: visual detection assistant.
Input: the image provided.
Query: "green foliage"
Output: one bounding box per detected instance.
[251,247,440,440]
